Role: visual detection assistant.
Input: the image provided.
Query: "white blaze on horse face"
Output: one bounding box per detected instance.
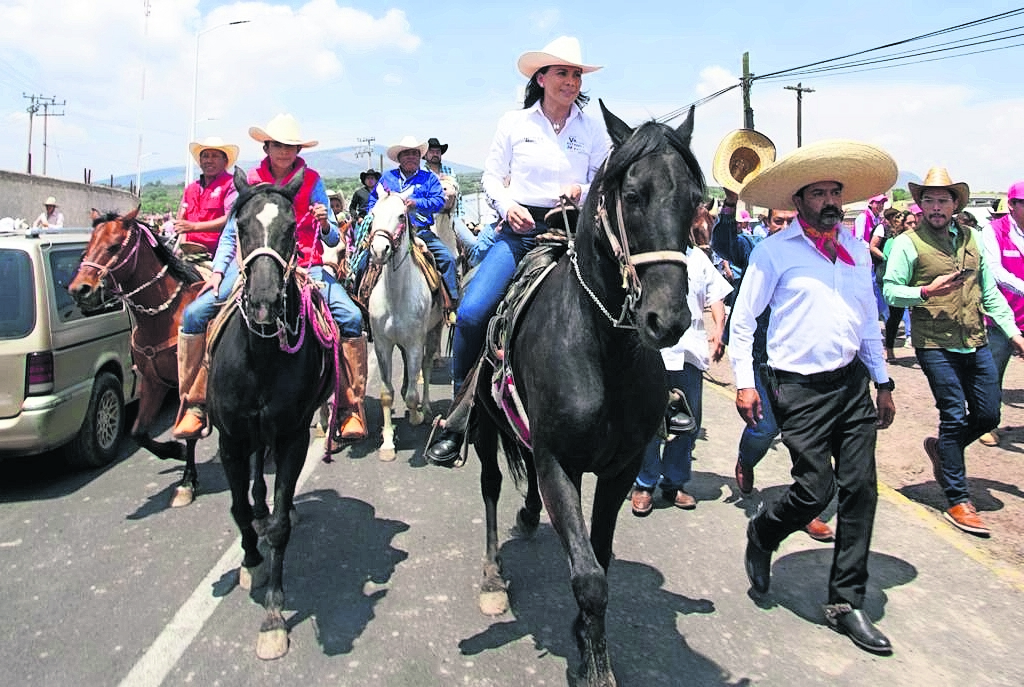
[255,203,280,247]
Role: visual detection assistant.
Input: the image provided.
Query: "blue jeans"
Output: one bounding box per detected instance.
[451,226,538,389]
[737,364,780,468]
[636,365,703,492]
[417,229,459,302]
[465,224,498,269]
[986,324,1012,387]
[916,346,1001,505]
[182,261,239,334]
[309,265,363,338]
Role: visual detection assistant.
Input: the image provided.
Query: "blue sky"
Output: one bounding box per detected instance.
[1,1,1021,193]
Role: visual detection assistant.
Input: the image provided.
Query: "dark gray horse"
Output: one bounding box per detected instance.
[469,102,704,686]
[207,168,336,660]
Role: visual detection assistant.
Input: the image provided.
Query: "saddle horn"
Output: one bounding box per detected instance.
[712,129,776,194]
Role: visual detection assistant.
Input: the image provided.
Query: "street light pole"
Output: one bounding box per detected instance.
[185,19,250,185]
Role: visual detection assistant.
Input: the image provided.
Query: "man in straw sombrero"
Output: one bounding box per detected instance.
[883,168,1024,537]
[174,136,239,256]
[731,139,897,654]
[710,129,834,544]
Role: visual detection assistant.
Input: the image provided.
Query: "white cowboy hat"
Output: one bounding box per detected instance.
[908,167,971,214]
[712,129,776,194]
[517,36,602,79]
[739,139,898,212]
[248,113,319,148]
[386,136,429,163]
[44,196,57,206]
[188,136,240,168]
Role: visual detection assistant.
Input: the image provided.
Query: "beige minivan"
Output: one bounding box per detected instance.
[0,225,138,467]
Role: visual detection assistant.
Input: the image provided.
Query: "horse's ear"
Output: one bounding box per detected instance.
[90,208,100,221]
[124,205,140,222]
[675,106,696,147]
[599,99,633,147]
[398,187,415,201]
[233,166,250,194]
[282,168,304,201]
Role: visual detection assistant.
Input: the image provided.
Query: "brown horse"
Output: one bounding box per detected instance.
[69,207,206,507]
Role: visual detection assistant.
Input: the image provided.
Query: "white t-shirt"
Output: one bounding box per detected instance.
[660,247,733,371]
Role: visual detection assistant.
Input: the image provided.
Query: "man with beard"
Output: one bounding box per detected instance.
[883,168,1024,537]
[731,140,897,654]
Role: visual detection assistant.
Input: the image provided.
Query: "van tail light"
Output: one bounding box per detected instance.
[26,352,54,396]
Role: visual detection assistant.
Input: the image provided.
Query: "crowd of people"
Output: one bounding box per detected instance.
[138,31,1024,661]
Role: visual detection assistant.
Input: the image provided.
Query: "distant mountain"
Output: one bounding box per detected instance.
[112,145,483,186]
[896,169,922,189]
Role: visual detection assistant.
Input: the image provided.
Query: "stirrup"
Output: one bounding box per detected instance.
[665,388,696,438]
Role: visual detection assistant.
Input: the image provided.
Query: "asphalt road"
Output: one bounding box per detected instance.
[3,351,1023,687]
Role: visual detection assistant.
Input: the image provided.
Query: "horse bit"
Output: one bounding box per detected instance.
[79,219,184,317]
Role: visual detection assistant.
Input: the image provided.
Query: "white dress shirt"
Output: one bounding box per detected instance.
[481,100,611,221]
[660,247,733,372]
[729,218,887,389]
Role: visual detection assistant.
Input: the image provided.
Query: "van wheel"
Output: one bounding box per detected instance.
[67,372,125,469]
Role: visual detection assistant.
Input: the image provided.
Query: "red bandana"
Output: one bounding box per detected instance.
[799,216,855,265]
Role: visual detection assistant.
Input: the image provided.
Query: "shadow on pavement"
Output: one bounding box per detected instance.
[459,523,747,686]
[276,488,410,656]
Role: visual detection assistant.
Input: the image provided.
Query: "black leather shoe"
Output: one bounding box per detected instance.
[427,429,463,465]
[825,606,893,655]
[744,522,771,593]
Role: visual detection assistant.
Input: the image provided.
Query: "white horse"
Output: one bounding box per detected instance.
[367,188,444,460]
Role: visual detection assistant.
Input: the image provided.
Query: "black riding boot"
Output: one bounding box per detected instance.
[427,429,464,465]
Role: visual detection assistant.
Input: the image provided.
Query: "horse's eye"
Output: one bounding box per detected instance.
[107,244,121,255]
[623,190,643,206]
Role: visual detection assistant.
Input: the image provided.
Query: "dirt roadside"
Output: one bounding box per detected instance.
[705,323,1024,572]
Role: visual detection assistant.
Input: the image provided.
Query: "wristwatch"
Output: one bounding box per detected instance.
[874,379,895,392]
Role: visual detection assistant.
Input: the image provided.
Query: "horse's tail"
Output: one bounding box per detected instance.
[495,425,529,488]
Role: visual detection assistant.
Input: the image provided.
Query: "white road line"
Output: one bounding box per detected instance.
[118,441,325,687]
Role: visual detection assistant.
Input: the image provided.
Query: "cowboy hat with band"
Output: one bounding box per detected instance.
[386,136,429,163]
[908,167,970,214]
[188,136,240,169]
[739,139,898,211]
[359,169,380,184]
[516,35,602,78]
[425,138,448,156]
[248,113,319,148]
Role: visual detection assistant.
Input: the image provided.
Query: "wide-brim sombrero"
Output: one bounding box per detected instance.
[517,36,602,79]
[386,136,429,163]
[189,136,240,168]
[739,139,898,211]
[248,113,318,148]
[713,129,776,194]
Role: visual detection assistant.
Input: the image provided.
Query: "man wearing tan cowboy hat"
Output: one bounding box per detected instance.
[367,135,457,307]
[731,139,898,654]
[175,114,369,446]
[174,136,239,256]
[32,196,64,229]
[349,168,379,220]
[883,168,1024,537]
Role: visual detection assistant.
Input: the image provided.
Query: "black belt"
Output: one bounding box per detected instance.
[766,361,860,385]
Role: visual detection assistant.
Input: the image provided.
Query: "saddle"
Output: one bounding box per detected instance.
[356,237,450,310]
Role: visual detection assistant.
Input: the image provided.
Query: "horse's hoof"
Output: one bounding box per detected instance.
[170,485,195,508]
[479,590,510,616]
[239,562,268,591]
[409,410,424,426]
[256,628,289,660]
[378,448,396,462]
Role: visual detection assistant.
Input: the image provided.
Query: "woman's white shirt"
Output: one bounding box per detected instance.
[482,101,610,221]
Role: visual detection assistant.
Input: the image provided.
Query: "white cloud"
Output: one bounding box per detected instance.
[529,9,561,35]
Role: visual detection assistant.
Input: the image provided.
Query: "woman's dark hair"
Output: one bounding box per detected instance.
[883,207,902,222]
[523,66,591,109]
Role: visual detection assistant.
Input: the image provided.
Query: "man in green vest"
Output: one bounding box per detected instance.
[883,167,1024,537]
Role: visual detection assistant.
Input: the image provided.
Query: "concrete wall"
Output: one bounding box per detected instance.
[0,171,138,228]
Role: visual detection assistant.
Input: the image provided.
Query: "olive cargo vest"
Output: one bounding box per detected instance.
[906,224,986,349]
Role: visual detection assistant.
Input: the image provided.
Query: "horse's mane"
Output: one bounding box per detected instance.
[93,211,203,285]
[602,120,705,194]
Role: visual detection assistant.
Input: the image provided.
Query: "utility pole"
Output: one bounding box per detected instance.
[23,94,40,173]
[784,83,815,147]
[38,97,65,176]
[741,52,754,129]
[355,137,375,168]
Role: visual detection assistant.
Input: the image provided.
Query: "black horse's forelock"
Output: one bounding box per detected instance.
[231,182,295,224]
[602,121,705,194]
[93,211,203,285]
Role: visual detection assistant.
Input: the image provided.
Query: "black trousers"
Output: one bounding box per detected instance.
[751,362,879,607]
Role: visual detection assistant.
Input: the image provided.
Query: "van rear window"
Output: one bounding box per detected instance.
[0,249,35,339]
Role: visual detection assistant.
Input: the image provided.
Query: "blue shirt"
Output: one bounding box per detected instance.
[367,168,446,228]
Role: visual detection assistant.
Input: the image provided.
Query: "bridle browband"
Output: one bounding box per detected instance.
[78,217,184,316]
[570,155,690,330]
[368,199,413,270]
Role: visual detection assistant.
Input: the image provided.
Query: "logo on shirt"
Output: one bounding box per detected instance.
[565,136,585,154]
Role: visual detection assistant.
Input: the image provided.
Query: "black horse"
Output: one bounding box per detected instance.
[207,167,336,660]
[470,102,703,686]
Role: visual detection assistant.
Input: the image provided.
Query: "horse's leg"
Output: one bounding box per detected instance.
[475,414,508,616]
[170,438,200,508]
[589,459,640,571]
[420,320,443,424]
[403,342,426,427]
[131,384,186,461]
[514,451,542,537]
[535,451,615,687]
[253,433,305,661]
[220,441,264,592]
[375,340,397,461]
